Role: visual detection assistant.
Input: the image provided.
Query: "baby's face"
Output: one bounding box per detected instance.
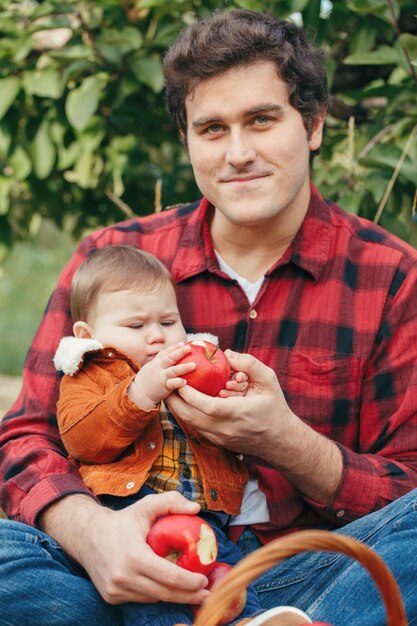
[88,282,187,364]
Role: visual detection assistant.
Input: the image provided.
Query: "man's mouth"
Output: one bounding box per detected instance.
[219,173,271,183]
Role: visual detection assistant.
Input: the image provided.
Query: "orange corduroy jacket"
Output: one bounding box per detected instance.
[54,337,248,515]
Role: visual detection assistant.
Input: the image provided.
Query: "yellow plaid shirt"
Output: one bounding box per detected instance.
[145,404,207,507]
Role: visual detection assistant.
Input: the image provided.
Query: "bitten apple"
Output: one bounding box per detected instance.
[177,340,231,396]
[147,514,218,575]
[204,562,247,625]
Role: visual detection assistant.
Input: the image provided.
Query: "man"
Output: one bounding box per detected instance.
[1,9,417,626]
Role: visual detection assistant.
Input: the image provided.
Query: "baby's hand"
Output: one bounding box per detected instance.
[218,371,249,398]
[128,343,196,410]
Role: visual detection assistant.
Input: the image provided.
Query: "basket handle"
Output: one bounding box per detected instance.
[180,530,407,626]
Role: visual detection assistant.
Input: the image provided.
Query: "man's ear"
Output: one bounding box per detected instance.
[179,130,188,152]
[308,108,326,152]
[73,321,94,339]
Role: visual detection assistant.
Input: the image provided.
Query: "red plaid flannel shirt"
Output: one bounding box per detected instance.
[2,185,417,539]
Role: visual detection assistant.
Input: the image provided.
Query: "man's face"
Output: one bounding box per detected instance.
[80,282,187,365]
[185,61,324,229]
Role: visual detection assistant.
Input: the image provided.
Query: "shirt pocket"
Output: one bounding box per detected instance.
[278,350,364,445]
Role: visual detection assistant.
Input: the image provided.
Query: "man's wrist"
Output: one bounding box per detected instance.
[39,494,109,564]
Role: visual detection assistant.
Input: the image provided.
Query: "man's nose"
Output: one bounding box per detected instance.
[226,130,256,168]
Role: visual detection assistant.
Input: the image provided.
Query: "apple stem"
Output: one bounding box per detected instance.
[206,346,218,361]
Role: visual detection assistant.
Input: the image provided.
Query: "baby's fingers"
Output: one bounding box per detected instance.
[232,371,249,383]
[166,377,188,391]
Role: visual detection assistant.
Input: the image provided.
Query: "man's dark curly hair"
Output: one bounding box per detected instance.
[163,9,329,140]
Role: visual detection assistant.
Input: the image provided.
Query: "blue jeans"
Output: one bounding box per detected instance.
[236,489,417,625]
[1,489,417,625]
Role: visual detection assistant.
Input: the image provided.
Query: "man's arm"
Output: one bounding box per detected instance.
[39,491,210,605]
[168,331,417,524]
[169,351,344,505]
[0,236,101,525]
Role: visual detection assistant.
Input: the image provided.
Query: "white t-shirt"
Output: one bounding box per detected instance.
[214,251,270,525]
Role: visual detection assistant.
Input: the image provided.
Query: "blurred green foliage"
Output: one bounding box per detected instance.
[0,0,416,374]
[0,0,416,256]
[0,220,75,374]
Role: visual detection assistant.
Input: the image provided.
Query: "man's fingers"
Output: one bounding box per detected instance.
[225,349,276,384]
[134,491,201,520]
[101,547,209,605]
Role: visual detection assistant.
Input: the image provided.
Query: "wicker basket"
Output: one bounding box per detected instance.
[175,529,407,626]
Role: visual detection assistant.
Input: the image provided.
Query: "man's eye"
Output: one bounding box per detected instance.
[254,115,270,124]
[205,124,223,134]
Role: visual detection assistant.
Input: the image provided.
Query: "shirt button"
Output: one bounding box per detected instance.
[210,488,218,501]
[107,351,115,358]
[249,309,257,320]
[182,467,192,479]
[336,509,345,518]
[126,481,135,489]
[236,454,244,461]
[147,442,156,450]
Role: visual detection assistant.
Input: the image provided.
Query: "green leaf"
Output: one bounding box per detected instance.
[64,151,103,188]
[77,1,103,29]
[290,0,310,11]
[0,124,11,158]
[9,146,32,180]
[131,57,164,93]
[0,177,12,216]
[65,75,102,131]
[48,44,91,61]
[30,120,55,179]
[349,24,377,54]
[346,0,397,17]
[361,145,417,186]
[398,34,417,63]
[344,46,399,65]
[0,77,20,120]
[95,27,143,65]
[136,0,175,7]
[23,68,63,99]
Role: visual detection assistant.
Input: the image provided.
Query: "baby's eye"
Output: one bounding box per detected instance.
[161,320,175,327]
[129,323,143,329]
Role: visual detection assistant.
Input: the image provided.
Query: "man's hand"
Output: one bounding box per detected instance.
[40,492,210,606]
[167,350,291,458]
[128,342,196,410]
[167,350,343,504]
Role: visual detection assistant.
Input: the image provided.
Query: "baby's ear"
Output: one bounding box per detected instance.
[73,321,94,339]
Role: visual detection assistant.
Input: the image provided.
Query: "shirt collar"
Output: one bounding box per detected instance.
[273,184,332,282]
[170,197,218,282]
[170,184,332,284]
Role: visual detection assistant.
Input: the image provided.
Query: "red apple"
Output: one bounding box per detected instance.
[177,340,231,396]
[204,562,247,625]
[147,514,218,575]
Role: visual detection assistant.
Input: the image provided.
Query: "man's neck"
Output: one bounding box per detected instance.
[210,209,307,283]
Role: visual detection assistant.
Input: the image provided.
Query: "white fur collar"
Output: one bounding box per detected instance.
[53,333,219,376]
[53,336,103,376]
[186,332,219,346]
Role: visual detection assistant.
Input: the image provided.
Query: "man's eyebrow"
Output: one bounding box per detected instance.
[191,103,284,128]
[247,103,284,115]
[192,116,222,129]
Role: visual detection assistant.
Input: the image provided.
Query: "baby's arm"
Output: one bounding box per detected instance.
[128,342,195,410]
